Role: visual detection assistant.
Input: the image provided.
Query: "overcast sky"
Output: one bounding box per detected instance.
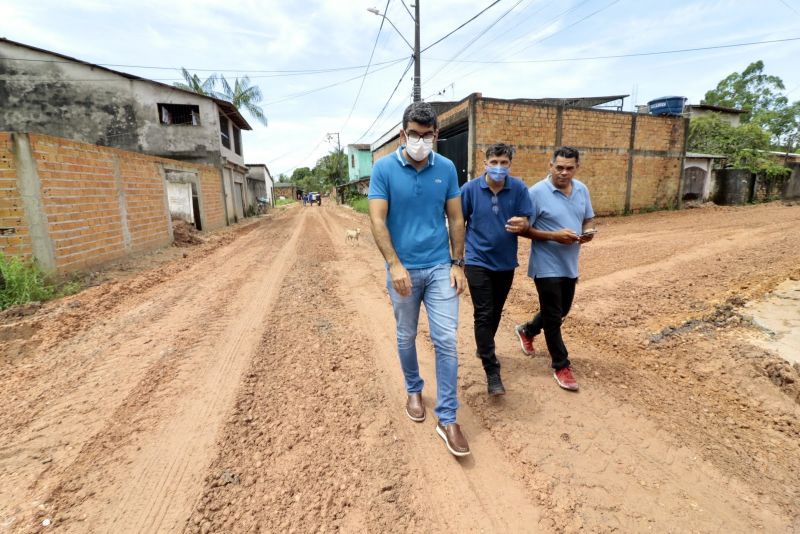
[2,0,800,177]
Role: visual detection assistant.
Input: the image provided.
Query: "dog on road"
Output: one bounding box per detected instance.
[345,228,361,246]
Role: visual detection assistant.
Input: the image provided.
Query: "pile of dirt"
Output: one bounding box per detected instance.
[172,220,206,247]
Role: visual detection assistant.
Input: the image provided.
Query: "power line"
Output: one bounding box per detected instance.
[274,135,328,177]
[513,0,621,54]
[777,0,800,17]
[423,0,589,87]
[356,58,415,143]
[421,0,502,53]
[340,0,392,134]
[423,0,526,85]
[424,36,800,65]
[0,56,407,75]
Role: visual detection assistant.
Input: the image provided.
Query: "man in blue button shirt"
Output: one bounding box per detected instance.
[368,102,470,457]
[506,146,596,392]
[461,143,533,396]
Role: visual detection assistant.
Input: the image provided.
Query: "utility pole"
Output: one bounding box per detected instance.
[413,1,421,102]
[368,2,421,102]
[326,132,342,185]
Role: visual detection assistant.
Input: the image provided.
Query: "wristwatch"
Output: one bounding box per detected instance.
[451,258,465,267]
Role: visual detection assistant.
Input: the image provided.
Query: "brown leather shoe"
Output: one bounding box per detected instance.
[436,422,471,457]
[405,393,425,422]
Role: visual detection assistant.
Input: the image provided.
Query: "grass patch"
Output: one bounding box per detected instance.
[347,195,369,214]
[275,198,295,206]
[0,254,81,310]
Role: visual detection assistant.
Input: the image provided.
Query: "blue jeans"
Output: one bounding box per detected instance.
[386,263,460,424]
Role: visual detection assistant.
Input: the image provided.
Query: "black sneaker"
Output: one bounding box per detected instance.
[487,373,506,396]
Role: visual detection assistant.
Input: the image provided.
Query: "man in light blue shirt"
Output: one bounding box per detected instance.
[506,146,595,392]
[368,102,470,457]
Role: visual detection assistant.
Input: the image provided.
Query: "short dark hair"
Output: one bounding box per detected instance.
[402,102,438,130]
[552,146,580,163]
[485,143,515,161]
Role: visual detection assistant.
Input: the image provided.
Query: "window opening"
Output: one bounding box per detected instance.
[158,103,200,125]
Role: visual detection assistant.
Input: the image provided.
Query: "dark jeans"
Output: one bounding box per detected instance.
[521,277,577,370]
[465,265,515,375]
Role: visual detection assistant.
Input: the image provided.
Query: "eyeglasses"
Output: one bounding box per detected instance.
[491,195,499,214]
[405,130,436,143]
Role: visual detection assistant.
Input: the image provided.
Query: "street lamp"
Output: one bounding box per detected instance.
[367,3,421,102]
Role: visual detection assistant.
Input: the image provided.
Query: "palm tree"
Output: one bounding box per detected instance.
[173,68,219,97]
[219,75,268,127]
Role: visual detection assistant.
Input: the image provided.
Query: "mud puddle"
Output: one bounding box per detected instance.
[745,279,800,364]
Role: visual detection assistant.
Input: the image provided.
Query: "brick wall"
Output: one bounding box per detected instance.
[1,132,225,275]
[373,138,401,162]
[0,133,32,257]
[472,98,685,214]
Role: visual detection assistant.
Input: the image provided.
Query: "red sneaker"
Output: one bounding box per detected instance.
[554,367,579,391]
[514,324,535,356]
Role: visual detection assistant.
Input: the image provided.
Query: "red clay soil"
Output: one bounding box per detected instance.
[1,201,798,533]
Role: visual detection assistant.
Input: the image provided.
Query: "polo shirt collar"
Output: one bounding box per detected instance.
[544,174,577,198]
[479,173,512,190]
[395,145,436,168]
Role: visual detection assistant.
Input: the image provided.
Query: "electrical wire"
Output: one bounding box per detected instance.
[355,58,415,143]
[422,36,800,65]
[340,0,392,134]
[421,0,502,52]
[422,0,527,85]
[0,56,407,75]
[777,0,800,17]
[422,0,588,88]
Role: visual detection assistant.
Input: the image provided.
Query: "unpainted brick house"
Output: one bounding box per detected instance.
[372,93,688,215]
[0,37,253,226]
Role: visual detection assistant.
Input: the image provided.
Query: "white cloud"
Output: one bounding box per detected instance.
[2,0,799,176]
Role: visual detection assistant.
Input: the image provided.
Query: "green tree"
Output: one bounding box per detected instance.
[173,68,219,96]
[313,149,348,188]
[703,60,799,150]
[219,75,268,127]
[688,114,789,181]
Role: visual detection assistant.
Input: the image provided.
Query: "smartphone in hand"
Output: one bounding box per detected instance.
[579,229,597,238]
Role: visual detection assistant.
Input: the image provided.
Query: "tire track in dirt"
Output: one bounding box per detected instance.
[3,210,304,532]
[327,202,799,532]
[186,206,427,533]
[320,206,543,531]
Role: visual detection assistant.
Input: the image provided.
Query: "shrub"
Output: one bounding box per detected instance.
[0,254,81,310]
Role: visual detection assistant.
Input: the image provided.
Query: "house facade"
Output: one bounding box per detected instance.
[346,143,372,182]
[686,104,746,127]
[245,163,274,208]
[0,37,252,225]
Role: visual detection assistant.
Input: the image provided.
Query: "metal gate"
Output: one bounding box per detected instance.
[437,122,469,186]
[682,166,706,200]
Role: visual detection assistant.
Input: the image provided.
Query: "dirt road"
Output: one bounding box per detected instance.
[1,201,799,533]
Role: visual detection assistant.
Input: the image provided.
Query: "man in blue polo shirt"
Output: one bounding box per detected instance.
[368,102,470,457]
[461,143,533,396]
[506,146,595,392]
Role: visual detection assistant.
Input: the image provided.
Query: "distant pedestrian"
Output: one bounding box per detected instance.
[302,193,307,206]
[368,101,470,457]
[505,146,596,392]
[461,143,533,396]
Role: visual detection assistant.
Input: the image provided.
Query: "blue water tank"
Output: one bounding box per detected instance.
[647,96,686,116]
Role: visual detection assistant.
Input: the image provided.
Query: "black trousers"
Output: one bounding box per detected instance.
[465,265,515,375]
[521,277,577,370]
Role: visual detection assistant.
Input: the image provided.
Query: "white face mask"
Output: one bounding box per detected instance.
[405,137,433,161]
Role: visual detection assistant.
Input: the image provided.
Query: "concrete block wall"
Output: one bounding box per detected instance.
[1,132,225,275]
[0,133,32,257]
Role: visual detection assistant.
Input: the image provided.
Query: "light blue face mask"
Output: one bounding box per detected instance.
[486,165,509,182]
